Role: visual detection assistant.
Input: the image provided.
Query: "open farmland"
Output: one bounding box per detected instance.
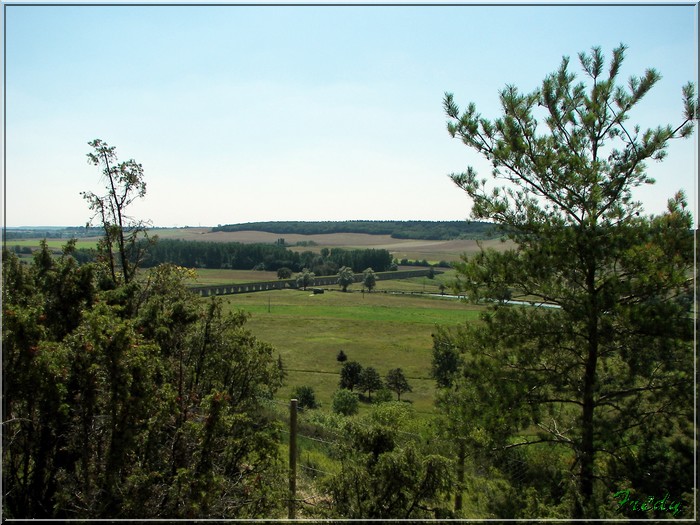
[6,238,101,251]
[7,226,512,267]
[219,288,482,414]
[6,224,488,414]
[154,227,511,263]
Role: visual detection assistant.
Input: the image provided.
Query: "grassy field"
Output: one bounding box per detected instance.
[6,238,101,250]
[220,287,482,414]
[9,227,482,414]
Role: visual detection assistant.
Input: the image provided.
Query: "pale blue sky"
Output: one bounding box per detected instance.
[3,1,697,227]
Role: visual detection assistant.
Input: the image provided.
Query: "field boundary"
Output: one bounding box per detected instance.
[190,269,442,297]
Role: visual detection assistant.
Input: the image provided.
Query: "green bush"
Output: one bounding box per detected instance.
[332,389,359,416]
[292,385,319,410]
[373,388,393,404]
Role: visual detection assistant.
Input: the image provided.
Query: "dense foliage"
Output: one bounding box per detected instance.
[437,44,696,518]
[212,220,496,240]
[2,242,286,518]
[331,389,359,416]
[74,239,394,275]
[141,239,299,271]
[321,404,454,519]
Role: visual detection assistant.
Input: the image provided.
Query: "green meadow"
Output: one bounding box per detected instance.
[9,227,484,414]
[220,288,482,414]
[7,238,100,250]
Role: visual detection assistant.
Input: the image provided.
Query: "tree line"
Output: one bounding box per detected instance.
[212,220,497,240]
[72,239,395,275]
[3,227,105,240]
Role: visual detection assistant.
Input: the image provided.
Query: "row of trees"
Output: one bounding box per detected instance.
[73,239,394,276]
[339,361,412,402]
[4,226,105,240]
[294,266,378,292]
[320,248,393,275]
[139,238,299,271]
[212,220,496,240]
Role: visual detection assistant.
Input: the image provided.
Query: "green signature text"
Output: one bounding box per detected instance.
[613,488,682,516]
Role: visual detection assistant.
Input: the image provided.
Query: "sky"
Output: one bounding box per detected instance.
[2,1,698,227]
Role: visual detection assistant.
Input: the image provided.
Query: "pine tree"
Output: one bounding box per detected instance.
[439,44,695,518]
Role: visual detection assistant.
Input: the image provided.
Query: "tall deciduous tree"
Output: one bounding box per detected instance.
[385,368,412,401]
[81,139,154,285]
[440,44,695,518]
[337,266,355,292]
[295,268,315,290]
[358,366,383,401]
[339,361,363,392]
[362,267,377,292]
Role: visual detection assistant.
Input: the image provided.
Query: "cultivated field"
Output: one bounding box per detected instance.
[154,227,510,263]
[8,226,511,259]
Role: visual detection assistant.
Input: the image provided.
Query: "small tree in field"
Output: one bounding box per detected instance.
[440,44,696,518]
[339,361,363,392]
[336,349,348,362]
[291,385,319,410]
[277,267,293,279]
[295,268,315,290]
[385,368,412,401]
[362,267,377,292]
[337,266,355,292]
[358,366,383,401]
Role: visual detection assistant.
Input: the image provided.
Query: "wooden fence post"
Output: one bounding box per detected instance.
[288,398,298,519]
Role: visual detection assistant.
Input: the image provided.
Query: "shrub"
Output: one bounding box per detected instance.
[277,267,293,279]
[291,385,319,410]
[373,388,393,404]
[332,389,359,416]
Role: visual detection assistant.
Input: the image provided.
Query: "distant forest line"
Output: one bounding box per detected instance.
[65,239,397,275]
[212,220,498,240]
[4,221,497,242]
